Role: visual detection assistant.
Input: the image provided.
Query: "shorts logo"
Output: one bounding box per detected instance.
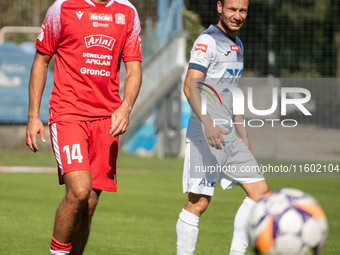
[84,35,115,51]
[230,45,240,51]
[115,13,125,25]
[38,22,46,42]
[198,179,216,187]
[90,13,113,22]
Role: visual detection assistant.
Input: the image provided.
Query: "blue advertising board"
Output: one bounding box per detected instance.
[0,42,54,123]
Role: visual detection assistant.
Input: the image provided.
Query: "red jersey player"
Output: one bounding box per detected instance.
[25,0,142,254]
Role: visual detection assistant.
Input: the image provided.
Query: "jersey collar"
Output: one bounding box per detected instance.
[85,0,95,6]
[84,0,115,7]
[105,0,115,7]
[212,25,236,43]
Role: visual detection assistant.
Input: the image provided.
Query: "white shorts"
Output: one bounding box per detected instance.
[182,138,265,196]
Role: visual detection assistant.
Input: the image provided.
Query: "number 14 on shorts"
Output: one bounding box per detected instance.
[63,144,83,164]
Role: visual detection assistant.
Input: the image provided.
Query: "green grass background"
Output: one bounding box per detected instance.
[0,150,339,254]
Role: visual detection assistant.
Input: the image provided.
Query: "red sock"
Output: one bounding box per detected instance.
[50,235,72,253]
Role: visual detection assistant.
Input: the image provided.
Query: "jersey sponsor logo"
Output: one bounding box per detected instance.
[85,58,111,66]
[194,44,208,59]
[90,13,113,22]
[230,45,240,51]
[195,44,208,53]
[84,35,115,51]
[83,52,112,66]
[227,69,243,77]
[82,53,113,60]
[80,67,110,77]
[76,11,84,20]
[37,22,46,42]
[115,13,125,25]
[93,22,109,28]
[218,69,243,85]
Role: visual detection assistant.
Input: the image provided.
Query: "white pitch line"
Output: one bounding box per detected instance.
[0,166,56,173]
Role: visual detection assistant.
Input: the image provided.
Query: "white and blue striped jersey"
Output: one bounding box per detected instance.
[186,25,244,142]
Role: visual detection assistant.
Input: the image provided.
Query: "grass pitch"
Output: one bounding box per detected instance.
[0,150,339,254]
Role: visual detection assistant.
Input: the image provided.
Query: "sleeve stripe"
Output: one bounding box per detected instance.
[36,45,55,56]
[188,63,207,74]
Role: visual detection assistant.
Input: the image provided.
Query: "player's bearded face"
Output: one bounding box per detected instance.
[219,0,248,31]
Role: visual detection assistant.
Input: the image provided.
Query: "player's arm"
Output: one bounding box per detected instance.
[184,69,228,150]
[233,114,254,154]
[26,50,53,152]
[110,61,142,137]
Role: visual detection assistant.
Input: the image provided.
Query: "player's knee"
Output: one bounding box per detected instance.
[185,194,211,216]
[67,185,92,206]
[87,190,101,217]
[87,199,99,217]
[194,200,209,215]
[260,182,269,195]
[251,182,269,202]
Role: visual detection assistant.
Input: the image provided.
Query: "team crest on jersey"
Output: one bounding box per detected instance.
[115,13,125,25]
[84,35,115,51]
[90,13,113,22]
[38,22,46,42]
[230,45,240,51]
[194,44,208,59]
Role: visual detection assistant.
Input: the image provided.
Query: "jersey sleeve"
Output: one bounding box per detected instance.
[36,1,62,56]
[188,34,216,74]
[122,9,142,62]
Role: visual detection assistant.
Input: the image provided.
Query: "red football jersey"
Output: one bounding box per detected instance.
[36,0,142,124]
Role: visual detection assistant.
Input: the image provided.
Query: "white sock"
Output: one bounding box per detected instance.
[229,251,244,255]
[176,208,200,255]
[229,197,257,255]
[50,250,70,255]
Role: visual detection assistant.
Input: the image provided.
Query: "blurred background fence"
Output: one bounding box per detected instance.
[0,0,340,161]
[2,0,338,76]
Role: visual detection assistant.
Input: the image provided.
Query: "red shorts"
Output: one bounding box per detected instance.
[49,118,119,192]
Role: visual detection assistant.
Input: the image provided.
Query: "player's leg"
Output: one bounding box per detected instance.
[50,170,92,254]
[240,180,269,202]
[49,121,92,254]
[184,192,211,216]
[177,193,211,255]
[177,141,219,255]
[224,138,268,255]
[229,180,268,255]
[57,118,118,254]
[70,189,102,255]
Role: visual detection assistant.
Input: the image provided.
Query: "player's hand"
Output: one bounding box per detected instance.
[110,103,130,137]
[26,117,46,152]
[204,123,229,150]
